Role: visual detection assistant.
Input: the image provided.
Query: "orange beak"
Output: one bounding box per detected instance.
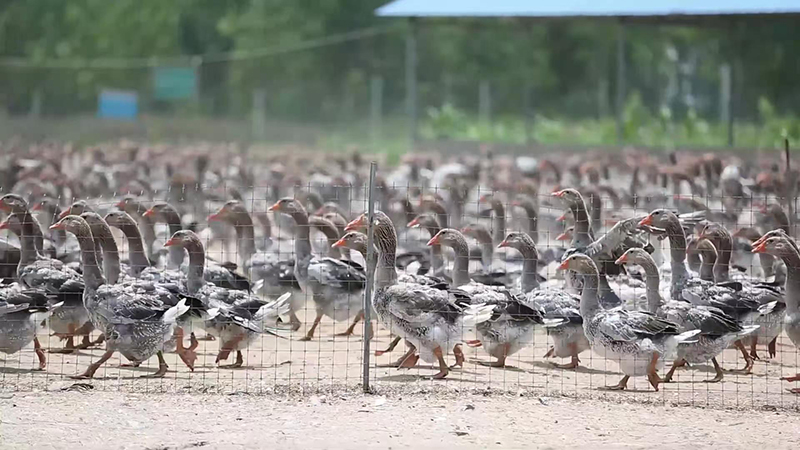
[407,217,421,228]
[332,237,347,248]
[751,241,767,253]
[556,213,567,222]
[0,221,8,230]
[557,260,570,271]
[345,215,366,232]
[615,254,628,265]
[555,232,569,241]
[551,189,565,198]
[638,214,654,227]
[142,207,156,218]
[31,203,43,211]
[49,222,64,230]
[164,237,177,247]
[267,202,281,212]
[115,200,126,208]
[498,239,509,248]
[58,209,72,220]
[207,211,223,222]
[426,235,440,246]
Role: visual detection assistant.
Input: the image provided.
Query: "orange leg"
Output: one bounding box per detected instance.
[768,337,778,359]
[662,358,686,383]
[335,310,363,337]
[395,343,418,368]
[218,334,246,369]
[704,357,724,383]
[451,344,466,368]
[479,343,510,368]
[72,348,115,379]
[430,346,449,379]
[298,311,323,341]
[749,338,759,361]
[50,324,77,353]
[33,337,46,371]
[289,311,302,332]
[726,340,754,374]
[375,336,402,356]
[177,330,198,371]
[646,353,662,391]
[551,342,581,369]
[600,375,630,391]
[140,352,169,378]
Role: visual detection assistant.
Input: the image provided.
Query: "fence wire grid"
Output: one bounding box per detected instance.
[0,165,799,412]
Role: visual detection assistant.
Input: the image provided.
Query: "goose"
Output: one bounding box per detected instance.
[0,212,94,353]
[558,253,699,391]
[144,202,250,291]
[751,231,800,393]
[115,195,158,262]
[639,209,775,374]
[164,230,292,368]
[331,230,446,361]
[51,215,191,379]
[551,189,623,308]
[428,228,544,367]
[207,200,303,330]
[309,215,370,338]
[498,232,589,369]
[616,248,758,383]
[698,222,785,362]
[0,287,61,371]
[268,198,367,341]
[345,211,494,379]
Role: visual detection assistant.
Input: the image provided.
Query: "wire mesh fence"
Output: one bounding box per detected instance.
[0,160,799,412]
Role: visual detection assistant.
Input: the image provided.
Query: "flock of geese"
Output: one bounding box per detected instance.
[0,142,799,393]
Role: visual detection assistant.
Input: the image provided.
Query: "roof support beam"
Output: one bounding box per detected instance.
[615,20,626,144]
[405,17,419,146]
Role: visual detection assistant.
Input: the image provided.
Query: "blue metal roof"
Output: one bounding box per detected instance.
[376,0,800,17]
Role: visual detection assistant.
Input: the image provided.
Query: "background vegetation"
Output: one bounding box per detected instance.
[0,1,798,149]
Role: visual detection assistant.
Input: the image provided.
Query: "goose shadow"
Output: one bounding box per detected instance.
[529,360,619,376]
[0,366,44,374]
[598,387,659,394]
[378,373,482,383]
[464,359,535,374]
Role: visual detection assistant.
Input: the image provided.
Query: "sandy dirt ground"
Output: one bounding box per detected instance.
[2,389,800,449]
[2,309,800,412]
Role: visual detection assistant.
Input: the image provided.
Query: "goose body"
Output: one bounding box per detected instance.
[560,253,699,391]
[347,211,493,379]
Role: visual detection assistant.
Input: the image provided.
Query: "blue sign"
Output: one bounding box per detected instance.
[154,67,197,100]
[97,89,138,120]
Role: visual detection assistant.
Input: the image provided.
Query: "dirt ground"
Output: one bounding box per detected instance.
[2,389,800,449]
[2,309,800,411]
[3,291,800,449]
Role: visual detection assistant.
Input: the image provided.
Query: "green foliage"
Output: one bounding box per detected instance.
[1,1,800,150]
[416,101,800,150]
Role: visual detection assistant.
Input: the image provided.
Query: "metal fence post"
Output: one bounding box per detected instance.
[370,76,383,145]
[362,161,377,393]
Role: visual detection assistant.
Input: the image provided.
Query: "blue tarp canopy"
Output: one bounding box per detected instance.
[376,0,800,17]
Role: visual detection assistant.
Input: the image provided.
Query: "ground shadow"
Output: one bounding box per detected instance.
[529,360,619,376]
